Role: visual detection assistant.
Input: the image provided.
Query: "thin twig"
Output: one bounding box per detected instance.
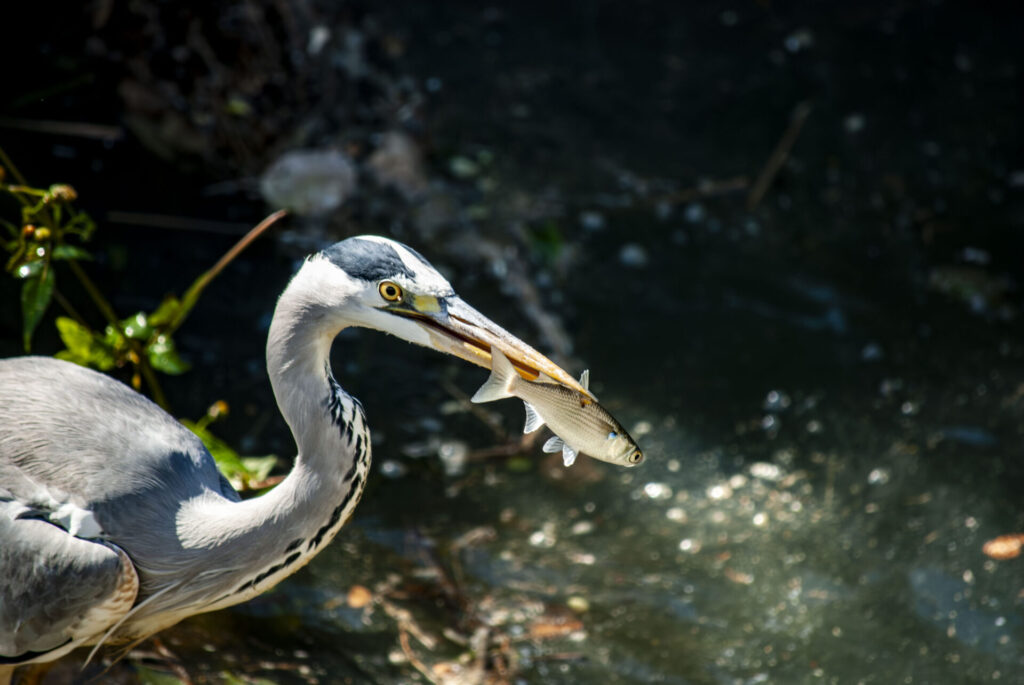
[399,628,440,684]
[746,101,812,210]
[659,175,750,205]
[439,376,507,441]
[0,145,29,185]
[0,117,123,142]
[166,209,288,335]
[51,288,88,327]
[106,211,253,235]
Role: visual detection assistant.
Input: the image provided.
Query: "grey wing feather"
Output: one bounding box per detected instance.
[0,511,132,660]
[0,357,238,598]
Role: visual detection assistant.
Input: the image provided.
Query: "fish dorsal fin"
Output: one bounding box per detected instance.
[561,443,579,468]
[471,348,517,404]
[523,402,545,434]
[542,436,564,453]
[579,369,596,400]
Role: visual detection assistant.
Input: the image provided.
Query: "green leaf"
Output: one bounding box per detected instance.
[182,419,277,491]
[148,295,182,327]
[135,664,188,685]
[147,335,190,375]
[13,259,42,279]
[55,316,116,370]
[52,244,92,261]
[120,312,152,340]
[240,455,277,483]
[21,266,54,351]
[102,324,126,350]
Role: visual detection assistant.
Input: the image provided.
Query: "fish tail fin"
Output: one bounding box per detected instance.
[471,348,517,403]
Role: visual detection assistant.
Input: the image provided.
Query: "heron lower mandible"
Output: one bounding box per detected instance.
[0,236,587,682]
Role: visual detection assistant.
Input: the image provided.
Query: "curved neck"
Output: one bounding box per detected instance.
[131,266,371,634]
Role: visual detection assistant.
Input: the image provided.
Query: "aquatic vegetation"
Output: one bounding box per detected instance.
[0,148,283,486]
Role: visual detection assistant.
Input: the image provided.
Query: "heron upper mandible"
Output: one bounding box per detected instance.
[0,235,587,682]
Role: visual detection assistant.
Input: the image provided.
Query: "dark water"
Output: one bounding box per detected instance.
[3,1,1024,683]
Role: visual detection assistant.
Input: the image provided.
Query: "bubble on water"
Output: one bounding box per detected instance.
[569,552,596,565]
[679,538,701,553]
[683,203,706,223]
[753,512,768,527]
[619,243,649,268]
[379,460,407,479]
[862,342,884,361]
[867,468,891,485]
[632,420,653,437]
[806,420,823,434]
[667,459,681,472]
[844,113,866,133]
[666,507,688,523]
[643,482,673,500]
[729,474,748,489]
[570,520,595,535]
[529,523,557,548]
[567,596,590,613]
[761,415,778,431]
[749,462,783,481]
[579,210,606,231]
[961,246,991,265]
[763,390,791,411]
[707,484,733,500]
[783,28,814,53]
[901,401,918,415]
[438,440,468,476]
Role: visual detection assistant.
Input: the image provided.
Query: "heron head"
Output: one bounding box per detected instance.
[305,235,590,395]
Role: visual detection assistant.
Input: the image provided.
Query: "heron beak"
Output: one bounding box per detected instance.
[386,295,593,398]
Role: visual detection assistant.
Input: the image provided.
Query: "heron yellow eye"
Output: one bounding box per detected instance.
[628,450,643,464]
[378,281,403,302]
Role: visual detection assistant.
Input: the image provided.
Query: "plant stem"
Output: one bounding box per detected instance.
[166,209,287,335]
[66,259,168,409]
[0,145,28,185]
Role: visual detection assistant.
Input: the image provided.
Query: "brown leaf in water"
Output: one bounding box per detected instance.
[347,584,374,608]
[982,534,1024,560]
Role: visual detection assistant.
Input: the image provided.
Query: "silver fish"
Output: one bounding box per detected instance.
[471,348,644,468]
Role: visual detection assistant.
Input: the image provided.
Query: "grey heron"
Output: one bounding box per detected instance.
[0,235,587,682]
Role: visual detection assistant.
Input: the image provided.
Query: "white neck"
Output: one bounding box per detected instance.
[126,261,371,635]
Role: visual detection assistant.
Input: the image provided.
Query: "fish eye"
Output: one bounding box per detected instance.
[607,431,618,440]
[627,450,643,464]
[378,281,403,302]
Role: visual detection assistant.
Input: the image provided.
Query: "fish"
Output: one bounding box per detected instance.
[471,348,644,468]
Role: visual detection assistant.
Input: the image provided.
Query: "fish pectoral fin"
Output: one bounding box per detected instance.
[471,348,517,403]
[542,436,564,454]
[542,436,579,467]
[522,402,545,433]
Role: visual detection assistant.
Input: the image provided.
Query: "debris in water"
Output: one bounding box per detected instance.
[259,149,357,217]
[619,243,649,268]
[368,131,429,199]
[982,534,1024,560]
[347,584,374,609]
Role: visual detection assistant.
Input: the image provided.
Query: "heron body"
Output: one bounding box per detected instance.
[0,236,584,680]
